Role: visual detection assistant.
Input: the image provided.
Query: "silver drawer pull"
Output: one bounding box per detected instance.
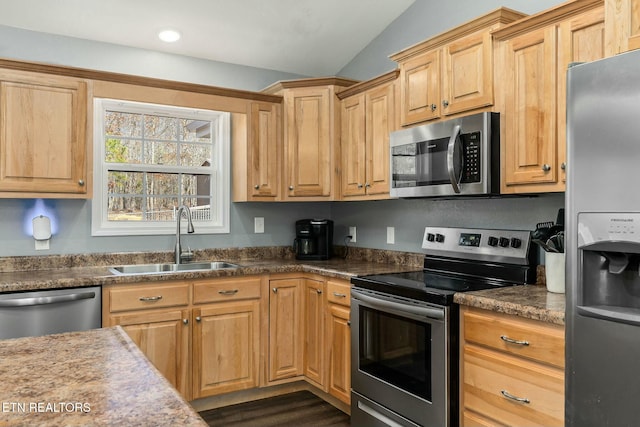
[218,289,239,296]
[501,390,530,404]
[500,335,529,346]
[139,295,163,302]
[332,292,346,298]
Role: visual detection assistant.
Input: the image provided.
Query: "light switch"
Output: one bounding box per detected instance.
[254,217,264,233]
[387,227,395,244]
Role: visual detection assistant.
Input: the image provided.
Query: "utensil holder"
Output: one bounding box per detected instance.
[545,252,566,294]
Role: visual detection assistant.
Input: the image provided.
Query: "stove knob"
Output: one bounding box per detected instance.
[435,233,445,243]
[499,237,510,248]
[426,233,435,242]
[487,236,498,247]
[510,237,522,248]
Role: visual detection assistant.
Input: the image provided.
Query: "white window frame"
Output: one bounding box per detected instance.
[91,98,230,236]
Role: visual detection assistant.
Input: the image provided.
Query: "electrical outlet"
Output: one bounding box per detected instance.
[349,226,357,243]
[387,227,395,244]
[254,217,264,233]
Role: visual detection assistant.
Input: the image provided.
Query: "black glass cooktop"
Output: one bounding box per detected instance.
[351,270,516,306]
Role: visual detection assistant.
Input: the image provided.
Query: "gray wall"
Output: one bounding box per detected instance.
[0,1,565,257]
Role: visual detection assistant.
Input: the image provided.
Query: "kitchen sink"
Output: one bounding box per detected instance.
[109,261,240,275]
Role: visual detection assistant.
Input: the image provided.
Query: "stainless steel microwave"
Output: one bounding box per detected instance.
[390,112,499,198]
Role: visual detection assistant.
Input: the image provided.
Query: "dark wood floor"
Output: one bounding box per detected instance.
[199,391,350,427]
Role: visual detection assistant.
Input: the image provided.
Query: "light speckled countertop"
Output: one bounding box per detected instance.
[0,326,207,426]
[454,285,565,325]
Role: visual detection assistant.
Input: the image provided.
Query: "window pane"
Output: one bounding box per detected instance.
[145,115,178,140]
[105,111,142,138]
[182,197,212,222]
[181,174,211,197]
[146,197,179,221]
[147,173,179,196]
[107,196,144,221]
[180,119,211,142]
[180,143,212,167]
[144,141,178,165]
[106,139,143,164]
[107,171,143,195]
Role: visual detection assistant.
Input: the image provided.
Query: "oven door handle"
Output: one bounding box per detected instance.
[351,289,444,321]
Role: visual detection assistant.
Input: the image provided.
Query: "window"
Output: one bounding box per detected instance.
[92,99,230,236]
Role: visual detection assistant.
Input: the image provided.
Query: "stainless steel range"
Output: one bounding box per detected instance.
[350,226,537,427]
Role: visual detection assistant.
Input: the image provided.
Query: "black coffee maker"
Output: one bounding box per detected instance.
[294,219,333,260]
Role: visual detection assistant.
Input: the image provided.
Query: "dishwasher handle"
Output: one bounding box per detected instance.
[0,291,97,307]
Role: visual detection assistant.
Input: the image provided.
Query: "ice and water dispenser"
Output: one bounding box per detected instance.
[577,213,640,326]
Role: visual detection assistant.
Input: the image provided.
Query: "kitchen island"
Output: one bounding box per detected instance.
[0,326,207,427]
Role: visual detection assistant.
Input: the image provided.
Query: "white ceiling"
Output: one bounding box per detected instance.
[0,0,415,76]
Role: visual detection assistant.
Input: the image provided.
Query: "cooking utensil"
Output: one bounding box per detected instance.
[532,238,559,253]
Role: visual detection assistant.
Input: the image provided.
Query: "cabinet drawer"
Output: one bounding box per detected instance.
[327,280,350,306]
[463,344,564,427]
[109,282,189,312]
[463,308,564,368]
[193,276,261,304]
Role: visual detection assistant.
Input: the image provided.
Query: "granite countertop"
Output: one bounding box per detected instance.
[0,326,207,426]
[0,256,422,294]
[454,285,565,326]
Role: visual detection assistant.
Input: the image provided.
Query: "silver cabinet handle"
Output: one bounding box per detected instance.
[357,183,363,188]
[139,295,163,302]
[254,184,260,189]
[0,291,95,307]
[289,185,294,191]
[272,287,278,293]
[196,316,201,322]
[542,164,551,172]
[501,390,530,404]
[218,289,239,296]
[442,100,449,108]
[78,179,85,186]
[183,319,188,325]
[332,292,346,298]
[316,289,322,294]
[500,335,529,346]
[365,183,371,188]
[561,162,566,170]
[430,104,437,112]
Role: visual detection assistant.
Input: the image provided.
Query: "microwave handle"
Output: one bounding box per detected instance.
[447,124,462,193]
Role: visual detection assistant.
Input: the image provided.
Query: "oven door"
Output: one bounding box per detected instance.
[350,287,451,427]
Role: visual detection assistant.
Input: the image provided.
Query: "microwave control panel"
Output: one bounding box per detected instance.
[461,132,481,183]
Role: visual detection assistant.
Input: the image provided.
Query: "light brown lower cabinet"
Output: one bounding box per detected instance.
[103,274,351,406]
[460,306,564,427]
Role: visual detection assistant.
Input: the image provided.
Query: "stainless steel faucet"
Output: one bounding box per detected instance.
[175,205,195,264]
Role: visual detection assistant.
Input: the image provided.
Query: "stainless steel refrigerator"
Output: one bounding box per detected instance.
[566,49,640,426]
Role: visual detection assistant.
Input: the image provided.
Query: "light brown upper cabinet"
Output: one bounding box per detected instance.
[338,71,398,200]
[263,77,358,201]
[605,0,640,53]
[0,68,89,197]
[494,0,605,194]
[390,8,527,127]
[232,101,282,201]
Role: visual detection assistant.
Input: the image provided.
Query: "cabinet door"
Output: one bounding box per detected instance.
[192,300,260,398]
[269,278,303,381]
[398,50,440,126]
[0,70,87,195]
[499,26,558,192]
[442,32,493,116]
[605,0,640,54]
[365,82,394,196]
[249,101,280,199]
[340,94,366,197]
[284,87,331,198]
[327,303,351,405]
[303,279,326,388]
[558,7,606,184]
[111,309,190,398]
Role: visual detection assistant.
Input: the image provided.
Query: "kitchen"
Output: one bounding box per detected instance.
[0,0,635,426]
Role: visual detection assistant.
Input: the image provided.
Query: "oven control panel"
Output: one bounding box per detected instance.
[422,227,532,264]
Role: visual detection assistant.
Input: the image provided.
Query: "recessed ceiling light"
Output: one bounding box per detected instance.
[158,29,181,43]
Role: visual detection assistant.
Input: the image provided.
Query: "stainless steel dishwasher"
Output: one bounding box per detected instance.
[0,286,101,339]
